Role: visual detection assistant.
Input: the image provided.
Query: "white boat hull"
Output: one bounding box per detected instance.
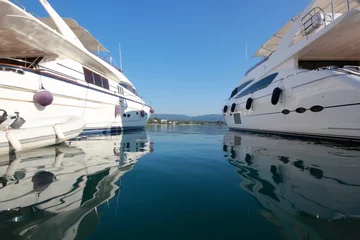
[0,64,151,132]
[224,69,360,141]
[0,115,85,155]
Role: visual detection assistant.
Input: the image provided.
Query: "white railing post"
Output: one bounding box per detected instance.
[331,0,334,21]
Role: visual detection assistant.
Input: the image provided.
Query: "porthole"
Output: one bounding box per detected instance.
[310,105,324,112]
[127,114,130,117]
[231,103,236,112]
[136,112,139,115]
[282,109,290,115]
[223,105,228,113]
[295,107,306,113]
[123,114,126,117]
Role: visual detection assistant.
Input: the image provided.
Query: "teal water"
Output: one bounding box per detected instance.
[0,125,360,239]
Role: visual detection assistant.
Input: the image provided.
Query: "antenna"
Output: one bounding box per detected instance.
[119,42,123,72]
[245,43,248,69]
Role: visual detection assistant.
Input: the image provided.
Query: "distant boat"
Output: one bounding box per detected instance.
[0,0,154,133]
[223,0,360,141]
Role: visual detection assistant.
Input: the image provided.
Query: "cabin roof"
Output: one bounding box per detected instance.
[40,17,108,53]
[252,14,300,58]
[253,0,360,58]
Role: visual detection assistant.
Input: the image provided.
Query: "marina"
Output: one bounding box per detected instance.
[0,0,360,239]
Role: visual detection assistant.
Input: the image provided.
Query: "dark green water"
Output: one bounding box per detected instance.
[0,125,360,239]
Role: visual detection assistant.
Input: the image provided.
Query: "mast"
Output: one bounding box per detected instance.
[119,42,123,72]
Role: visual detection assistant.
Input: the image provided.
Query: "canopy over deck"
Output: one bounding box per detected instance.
[252,0,360,58]
[40,17,108,53]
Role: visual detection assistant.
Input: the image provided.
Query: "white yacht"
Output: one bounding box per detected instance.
[224,0,360,141]
[0,0,154,133]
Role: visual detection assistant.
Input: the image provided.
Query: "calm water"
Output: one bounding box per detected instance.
[0,125,360,239]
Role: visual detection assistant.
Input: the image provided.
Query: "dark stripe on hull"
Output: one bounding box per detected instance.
[228,127,360,144]
[236,102,360,118]
[81,126,145,135]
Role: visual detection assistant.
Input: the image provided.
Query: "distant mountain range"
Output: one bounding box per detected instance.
[150,114,224,122]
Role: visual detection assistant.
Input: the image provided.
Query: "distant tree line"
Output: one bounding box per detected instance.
[147,118,225,125]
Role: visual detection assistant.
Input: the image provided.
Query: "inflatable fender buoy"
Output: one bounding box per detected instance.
[34,89,54,107]
[231,103,236,112]
[223,105,228,113]
[271,87,282,105]
[246,98,253,110]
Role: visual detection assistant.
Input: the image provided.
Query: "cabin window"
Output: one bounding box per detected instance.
[93,72,102,86]
[120,83,138,96]
[83,67,110,90]
[236,73,278,99]
[230,88,238,98]
[84,68,94,84]
[101,77,109,89]
[230,80,254,98]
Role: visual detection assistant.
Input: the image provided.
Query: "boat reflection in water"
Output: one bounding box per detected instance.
[0,130,153,239]
[223,131,360,240]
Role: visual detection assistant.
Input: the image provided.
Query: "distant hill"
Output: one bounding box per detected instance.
[150,114,224,122]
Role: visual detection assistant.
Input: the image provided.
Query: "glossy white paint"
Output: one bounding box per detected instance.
[225,0,360,140]
[0,0,152,132]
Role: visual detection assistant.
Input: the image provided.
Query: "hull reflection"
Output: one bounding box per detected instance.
[223,131,360,239]
[0,130,153,239]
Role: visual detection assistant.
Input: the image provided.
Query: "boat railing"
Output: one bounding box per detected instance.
[140,96,152,107]
[301,7,329,36]
[11,0,26,11]
[38,67,85,83]
[0,57,87,84]
[342,65,360,76]
[294,0,359,43]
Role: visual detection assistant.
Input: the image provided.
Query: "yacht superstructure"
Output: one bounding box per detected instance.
[224,0,360,141]
[0,0,154,133]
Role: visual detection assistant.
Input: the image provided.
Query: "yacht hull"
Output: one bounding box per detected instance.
[0,64,151,132]
[224,69,360,141]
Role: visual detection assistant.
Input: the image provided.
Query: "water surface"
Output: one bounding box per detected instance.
[0,125,359,239]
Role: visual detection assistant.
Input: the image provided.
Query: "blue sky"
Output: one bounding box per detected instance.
[29,0,309,116]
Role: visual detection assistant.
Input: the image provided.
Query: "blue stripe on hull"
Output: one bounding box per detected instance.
[81,126,145,136]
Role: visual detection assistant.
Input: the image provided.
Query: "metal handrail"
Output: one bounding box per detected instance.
[342,65,360,76]
[11,0,25,10]
[140,96,152,107]
[301,7,327,36]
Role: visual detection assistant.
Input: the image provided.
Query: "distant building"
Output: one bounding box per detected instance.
[161,119,167,124]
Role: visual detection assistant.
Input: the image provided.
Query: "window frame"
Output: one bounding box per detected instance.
[236,73,278,99]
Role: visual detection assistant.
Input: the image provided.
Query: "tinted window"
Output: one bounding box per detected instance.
[83,67,110,90]
[230,80,253,98]
[120,83,138,96]
[83,67,94,84]
[93,72,102,86]
[236,73,278,99]
[101,77,109,89]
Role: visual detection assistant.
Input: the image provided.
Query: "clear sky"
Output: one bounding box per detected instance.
[28,0,310,116]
